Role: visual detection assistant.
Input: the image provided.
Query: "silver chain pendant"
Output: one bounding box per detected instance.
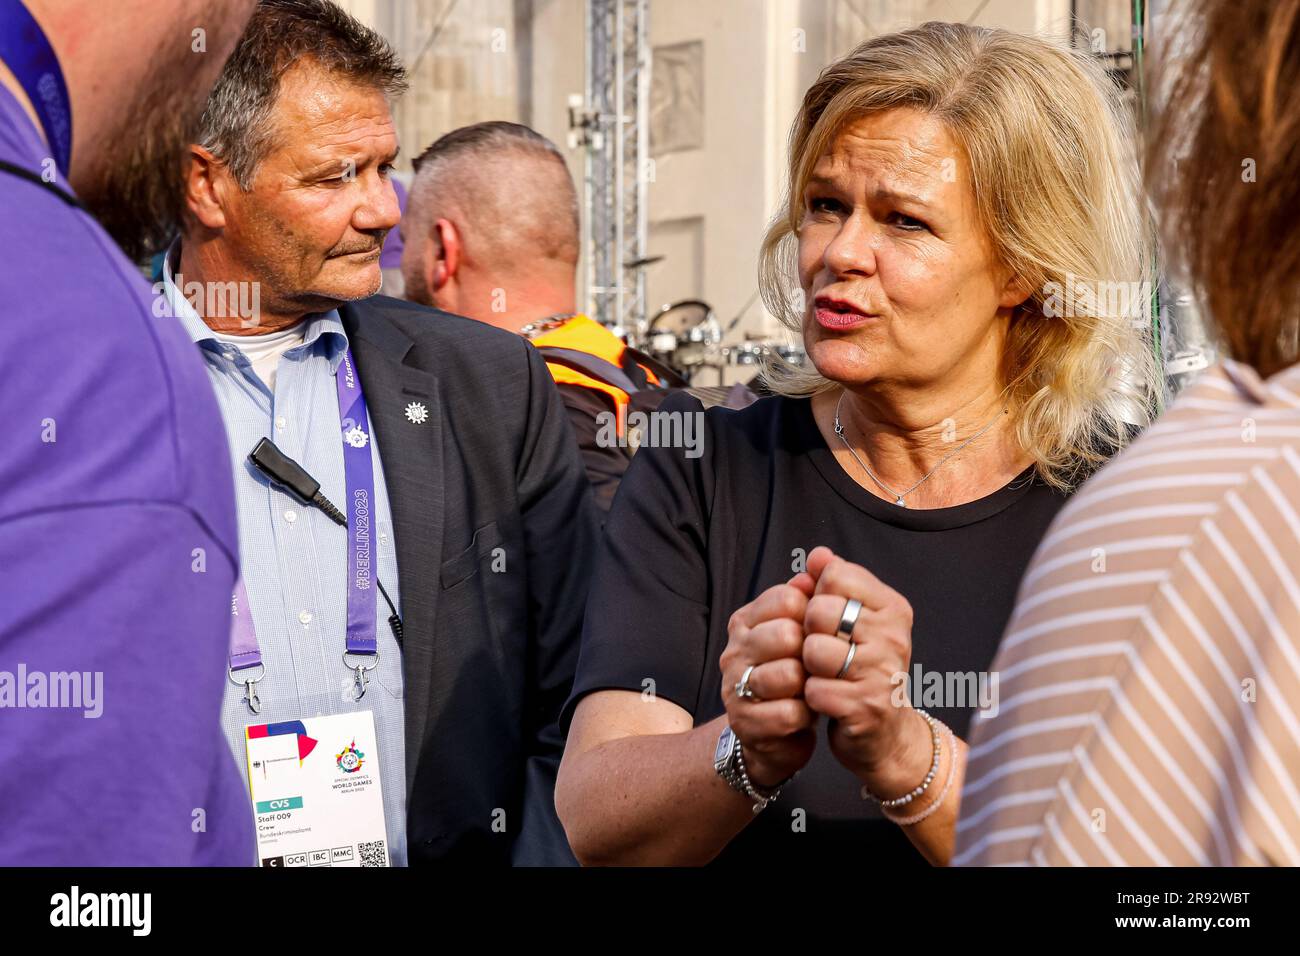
[833,392,1007,509]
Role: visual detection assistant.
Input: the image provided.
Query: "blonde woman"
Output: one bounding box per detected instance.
[555,21,1157,866]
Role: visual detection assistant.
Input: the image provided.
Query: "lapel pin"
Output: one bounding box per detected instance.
[404,401,429,425]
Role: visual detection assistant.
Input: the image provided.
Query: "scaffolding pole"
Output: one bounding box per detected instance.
[580,0,649,339]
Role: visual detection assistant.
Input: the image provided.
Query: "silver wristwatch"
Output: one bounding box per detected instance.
[713,724,786,813]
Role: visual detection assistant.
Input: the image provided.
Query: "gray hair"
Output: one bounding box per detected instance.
[198,0,407,189]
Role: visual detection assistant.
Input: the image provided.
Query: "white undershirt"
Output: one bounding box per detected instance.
[211,321,307,392]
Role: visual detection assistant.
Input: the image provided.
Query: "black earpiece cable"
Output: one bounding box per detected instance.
[248,437,404,647]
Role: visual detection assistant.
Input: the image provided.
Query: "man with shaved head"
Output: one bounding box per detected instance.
[402,121,666,514]
[402,122,580,320]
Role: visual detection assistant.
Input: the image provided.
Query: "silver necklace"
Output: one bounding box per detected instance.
[519,313,578,339]
[833,392,1007,507]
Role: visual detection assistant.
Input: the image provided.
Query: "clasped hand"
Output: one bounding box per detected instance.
[719,545,931,798]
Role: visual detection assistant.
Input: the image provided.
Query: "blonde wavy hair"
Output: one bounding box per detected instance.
[759,21,1159,492]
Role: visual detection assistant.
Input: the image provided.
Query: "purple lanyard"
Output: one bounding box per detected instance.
[336,347,379,656]
[229,581,259,670]
[0,0,73,177]
[228,346,378,709]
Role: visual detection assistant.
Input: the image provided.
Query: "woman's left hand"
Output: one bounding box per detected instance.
[800,546,934,798]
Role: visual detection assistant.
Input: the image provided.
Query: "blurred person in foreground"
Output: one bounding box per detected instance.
[0,0,257,863]
[956,0,1300,866]
[401,121,668,515]
[554,21,1157,866]
[165,0,596,865]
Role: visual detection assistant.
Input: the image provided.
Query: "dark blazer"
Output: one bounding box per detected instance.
[341,295,599,865]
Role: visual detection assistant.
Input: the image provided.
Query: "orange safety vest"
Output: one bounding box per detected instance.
[531,315,662,436]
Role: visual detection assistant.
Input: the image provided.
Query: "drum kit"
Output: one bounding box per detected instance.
[637,298,806,387]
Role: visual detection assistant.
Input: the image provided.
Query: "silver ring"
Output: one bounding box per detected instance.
[836,598,863,640]
[836,640,857,679]
[735,664,758,700]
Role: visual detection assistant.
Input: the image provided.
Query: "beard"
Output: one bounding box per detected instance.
[75,3,227,263]
[79,85,199,263]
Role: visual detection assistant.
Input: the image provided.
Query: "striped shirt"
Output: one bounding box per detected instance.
[955,359,1300,866]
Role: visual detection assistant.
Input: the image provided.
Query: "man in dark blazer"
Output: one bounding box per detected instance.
[342,296,597,865]
[163,0,598,865]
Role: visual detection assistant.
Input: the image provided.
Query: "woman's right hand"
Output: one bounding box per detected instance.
[719,574,819,789]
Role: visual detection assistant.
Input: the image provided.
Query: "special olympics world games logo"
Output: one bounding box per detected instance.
[336,739,365,773]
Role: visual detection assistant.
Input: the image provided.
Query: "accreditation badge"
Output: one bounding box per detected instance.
[244,711,389,867]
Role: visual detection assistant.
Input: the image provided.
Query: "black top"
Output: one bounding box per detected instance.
[562,391,1068,866]
[555,382,631,517]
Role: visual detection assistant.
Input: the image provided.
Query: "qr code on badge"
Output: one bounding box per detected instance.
[358,840,387,867]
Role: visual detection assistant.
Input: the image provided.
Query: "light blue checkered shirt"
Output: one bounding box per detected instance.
[162,244,408,866]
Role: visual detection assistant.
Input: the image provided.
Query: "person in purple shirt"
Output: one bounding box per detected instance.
[0,0,257,864]
[377,174,408,297]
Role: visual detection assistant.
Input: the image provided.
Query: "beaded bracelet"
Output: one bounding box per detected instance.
[860,708,941,809]
[883,724,958,826]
